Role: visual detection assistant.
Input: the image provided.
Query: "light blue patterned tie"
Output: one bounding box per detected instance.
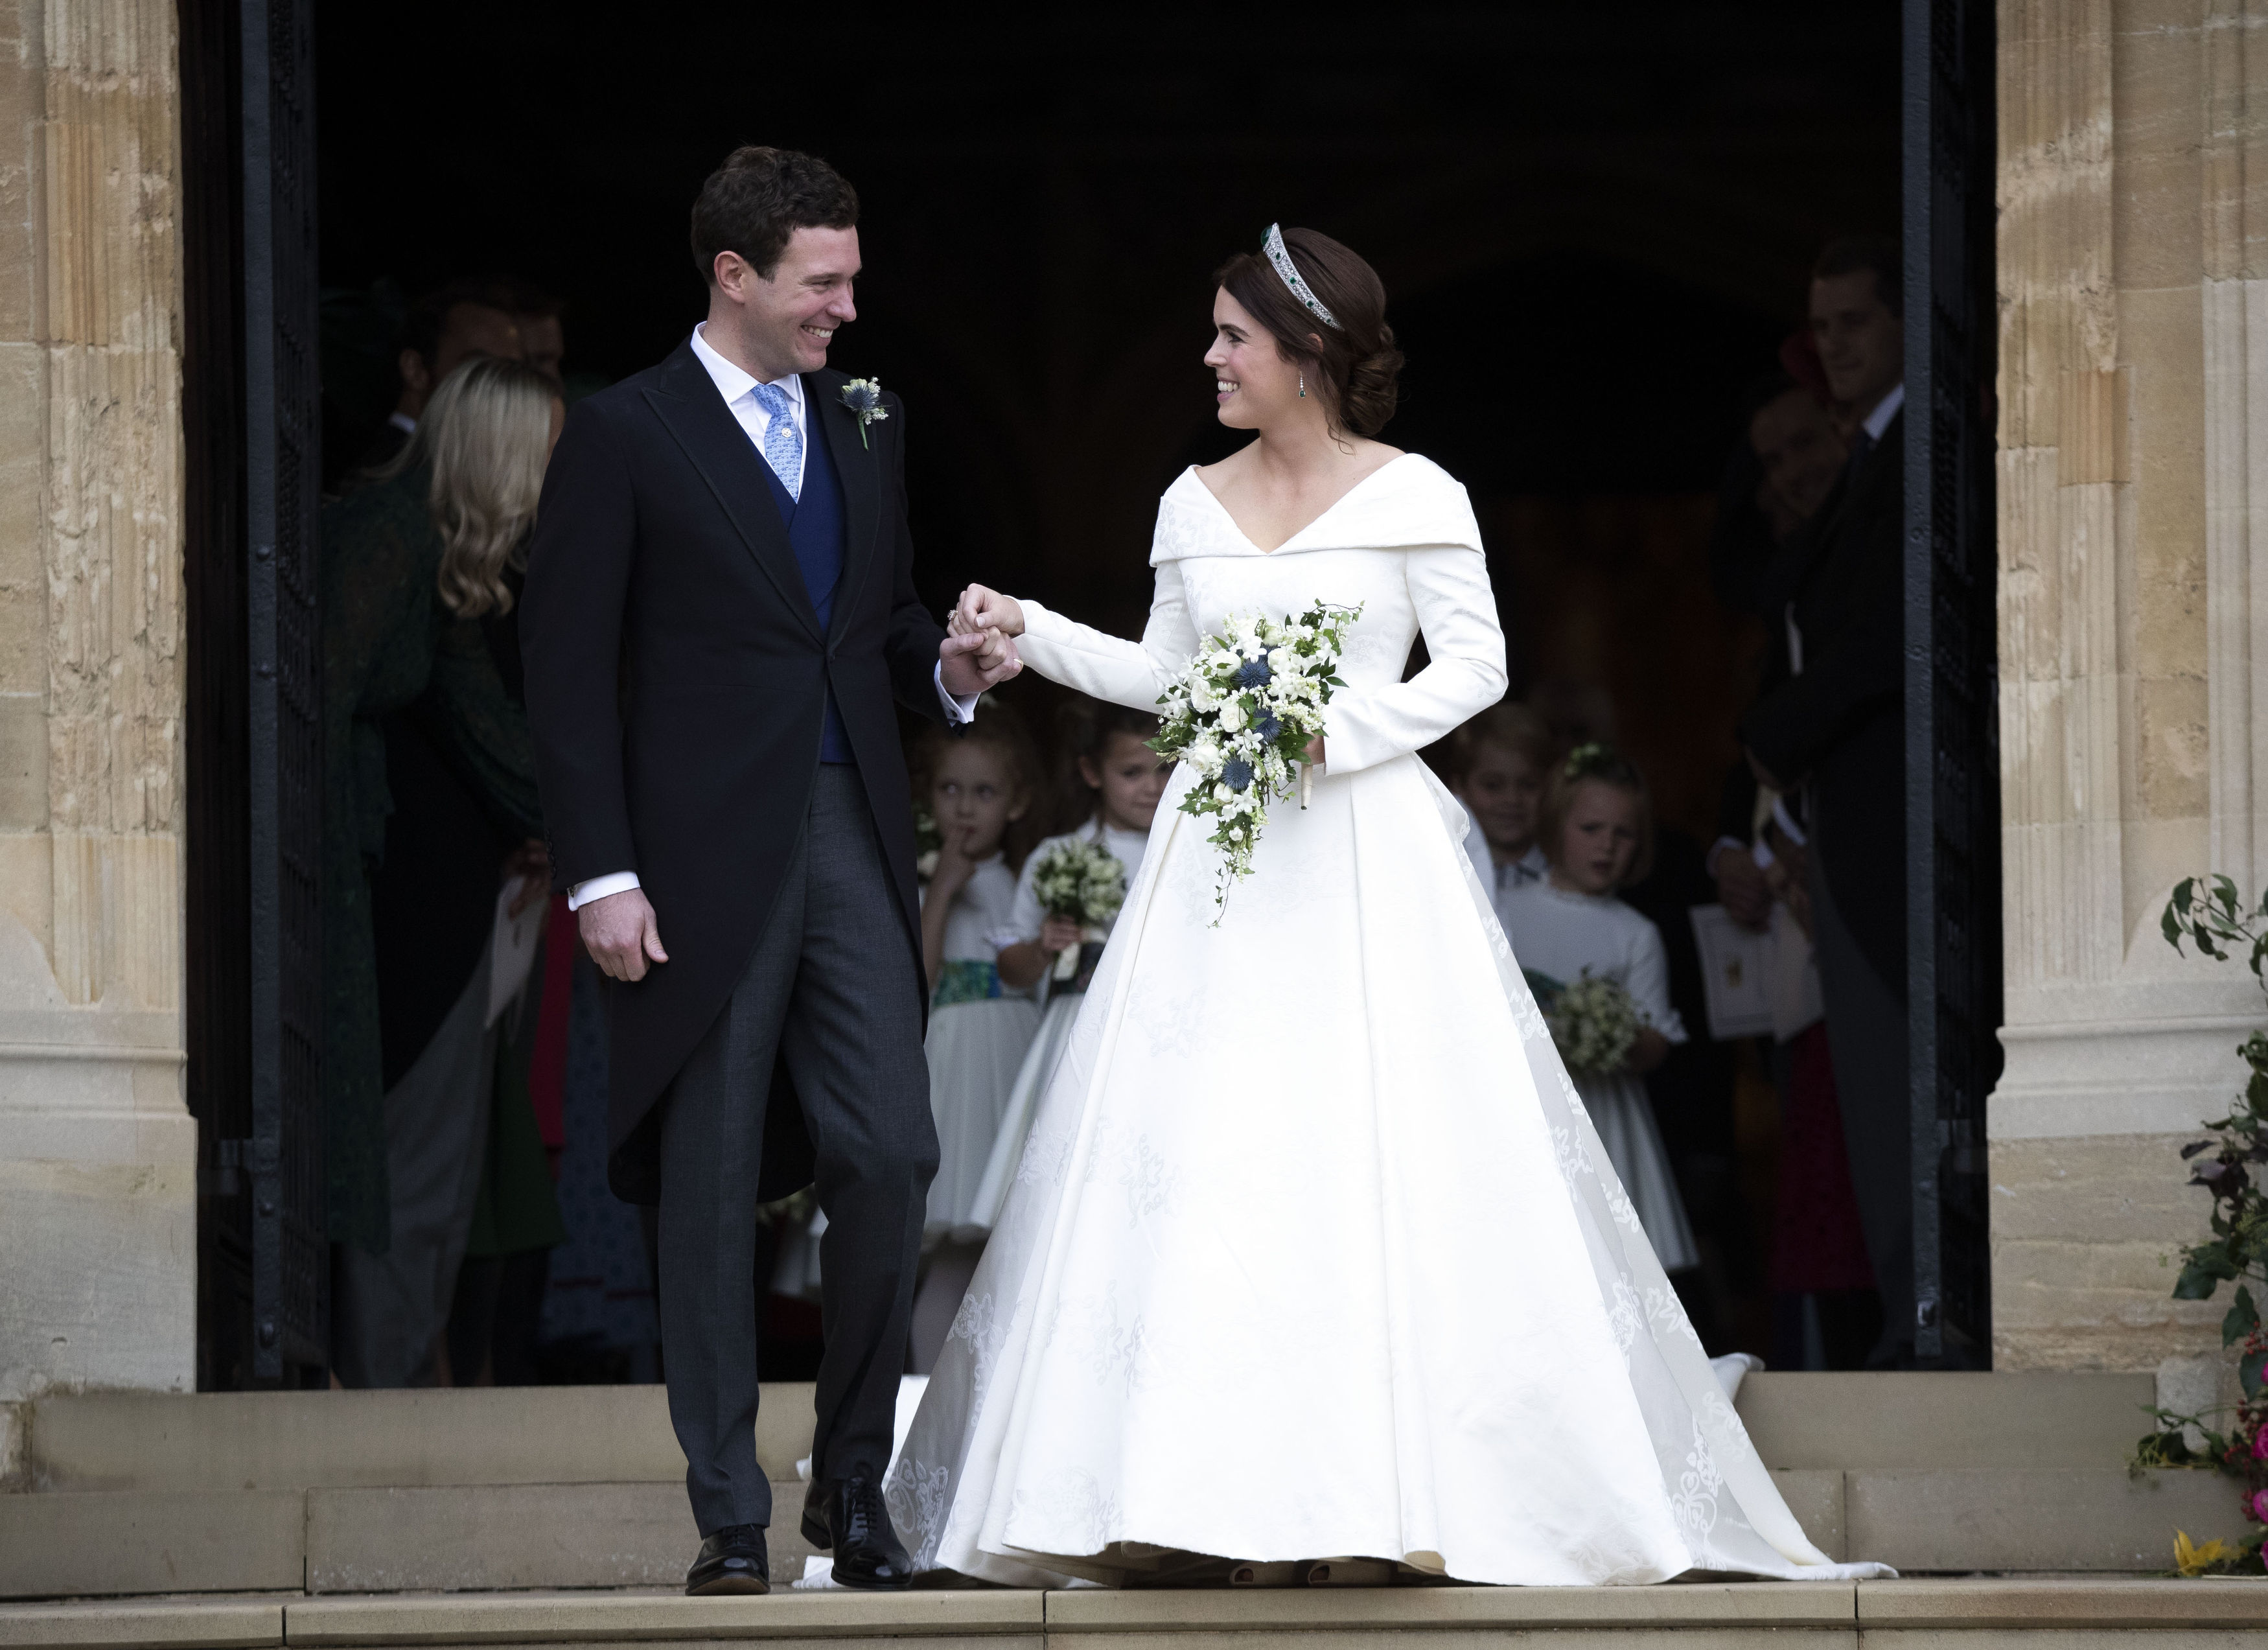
[748,381,802,502]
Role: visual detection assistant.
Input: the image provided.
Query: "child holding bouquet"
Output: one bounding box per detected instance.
[967,704,1170,1236]
[1501,744,1700,1273]
[907,710,1045,1370]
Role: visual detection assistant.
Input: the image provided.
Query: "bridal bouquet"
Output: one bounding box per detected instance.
[1525,968,1641,1076]
[1151,600,1360,914]
[1028,837,1128,980]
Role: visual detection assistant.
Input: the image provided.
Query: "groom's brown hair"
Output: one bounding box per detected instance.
[690,146,859,285]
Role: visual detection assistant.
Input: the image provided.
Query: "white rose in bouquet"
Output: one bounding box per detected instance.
[1540,971,1641,1076]
[1027,837,1129,981]
[1149,599,1360,917]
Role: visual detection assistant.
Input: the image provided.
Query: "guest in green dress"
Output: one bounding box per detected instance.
[323,354,561,1385]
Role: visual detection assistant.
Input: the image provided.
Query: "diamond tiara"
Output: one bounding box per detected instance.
[1262,224,1343,332]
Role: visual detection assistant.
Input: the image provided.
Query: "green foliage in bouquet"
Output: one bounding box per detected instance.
[1150,600,1359,915]
[2132,876,2268,1575]
[1030,837,1128,929]
[1523,967,1639,1077]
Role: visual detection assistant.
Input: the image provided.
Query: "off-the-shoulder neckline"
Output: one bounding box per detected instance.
[1183,452,1419,554]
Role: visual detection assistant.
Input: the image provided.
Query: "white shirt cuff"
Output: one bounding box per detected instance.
[568,870,642,911]
[935,660,978,725]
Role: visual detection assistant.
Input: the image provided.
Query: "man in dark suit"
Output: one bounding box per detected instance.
[519,146,1019,1594]
[1739,235,1912,1367]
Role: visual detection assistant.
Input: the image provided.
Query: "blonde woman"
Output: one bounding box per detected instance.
[322,354,561,1388]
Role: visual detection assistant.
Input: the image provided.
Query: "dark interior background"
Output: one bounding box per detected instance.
[316,2,1898,833]
[312,1,1903,1362]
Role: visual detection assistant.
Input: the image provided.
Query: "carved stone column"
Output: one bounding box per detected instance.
[1991,0,2262,1382]
[0,0,190,1399]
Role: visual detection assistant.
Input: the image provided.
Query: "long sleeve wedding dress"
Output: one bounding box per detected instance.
[887,454,1890,1587]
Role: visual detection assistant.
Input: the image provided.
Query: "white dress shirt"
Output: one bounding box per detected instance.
[689,323,806,495]
[567,325,978,911]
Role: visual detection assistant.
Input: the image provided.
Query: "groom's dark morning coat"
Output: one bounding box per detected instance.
[518,344,949,1202]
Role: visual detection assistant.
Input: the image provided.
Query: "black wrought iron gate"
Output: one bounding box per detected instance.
[183,0,326,1388]
[1902,0,2000,1367]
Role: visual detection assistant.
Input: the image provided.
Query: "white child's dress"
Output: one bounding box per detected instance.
[962,818,1151,1236]
[922,855,1041,1240]
[1498,878,1700,1273]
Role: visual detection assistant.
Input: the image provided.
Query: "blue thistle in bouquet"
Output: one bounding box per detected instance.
[1150,599,1360,917]
[1027,837,1129,981]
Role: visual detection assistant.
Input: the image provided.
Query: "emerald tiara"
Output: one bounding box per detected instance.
[1262,223,1343,332]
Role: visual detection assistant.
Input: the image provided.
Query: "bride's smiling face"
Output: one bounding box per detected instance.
[1205,288,1304,429]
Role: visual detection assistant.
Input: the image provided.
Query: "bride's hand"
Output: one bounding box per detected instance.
[1302,734,1326,766]
[954,584,1025,639]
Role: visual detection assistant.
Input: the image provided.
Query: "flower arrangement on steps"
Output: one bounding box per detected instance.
[2134,876,2268,1577]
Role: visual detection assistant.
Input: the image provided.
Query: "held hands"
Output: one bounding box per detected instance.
[580,887,669,982]
[940,625,1022,697]
[940,583,1026,697]
[951,585,1025,640]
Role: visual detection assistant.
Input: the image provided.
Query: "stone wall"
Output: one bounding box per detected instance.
[1992,0,2265,1385]
[0,0,191,1400]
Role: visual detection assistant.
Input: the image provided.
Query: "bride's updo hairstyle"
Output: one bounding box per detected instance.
[1214,227,1404,438]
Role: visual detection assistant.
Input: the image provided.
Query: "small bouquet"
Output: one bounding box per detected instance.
[1151,600,1359,915]
[1027,837,1129,981]
[1525,968,1641,1076]
[913,805,943,883]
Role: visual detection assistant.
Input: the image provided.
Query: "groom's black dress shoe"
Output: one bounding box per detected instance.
[802,1477,917,1590]
[686,1524,769,1595]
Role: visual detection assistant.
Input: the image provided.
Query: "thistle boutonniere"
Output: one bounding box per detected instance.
[839,378,888,448]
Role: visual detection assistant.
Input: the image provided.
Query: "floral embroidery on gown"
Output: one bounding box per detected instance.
[887,454,1893,1587]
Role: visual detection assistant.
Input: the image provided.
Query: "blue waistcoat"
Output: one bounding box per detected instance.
[754,404,854,764]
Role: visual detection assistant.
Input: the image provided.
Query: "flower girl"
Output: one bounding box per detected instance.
[967,702,1169,1238]
[907,711,1045,1370]
[1500,744,1700,1274]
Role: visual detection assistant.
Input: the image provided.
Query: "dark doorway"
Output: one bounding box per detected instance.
[182,0,328,1390]
[185,1,2001,1380]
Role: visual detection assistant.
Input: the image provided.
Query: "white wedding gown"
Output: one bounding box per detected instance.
[887,455,1890,1587]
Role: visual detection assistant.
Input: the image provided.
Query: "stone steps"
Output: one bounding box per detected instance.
[0,1466,2249,1599]
[3,1373,2163,1493]
[2,1374,2256,1600]
[5,1581,2268,1650]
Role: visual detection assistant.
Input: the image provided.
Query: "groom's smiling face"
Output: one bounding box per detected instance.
[712,224,862,381]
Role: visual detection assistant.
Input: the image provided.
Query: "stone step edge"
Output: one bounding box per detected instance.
[5,1579,2268,1647]
[12,1374,2162,1496]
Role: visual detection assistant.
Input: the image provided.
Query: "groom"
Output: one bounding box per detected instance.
[520,146,1019,1594]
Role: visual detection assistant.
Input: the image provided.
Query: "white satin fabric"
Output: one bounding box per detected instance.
[888,456,1891,1587]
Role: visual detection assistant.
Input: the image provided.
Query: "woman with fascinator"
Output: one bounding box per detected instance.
[891,227,1891,1588]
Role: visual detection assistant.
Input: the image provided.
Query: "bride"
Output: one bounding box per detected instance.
[894,225,1888,1588]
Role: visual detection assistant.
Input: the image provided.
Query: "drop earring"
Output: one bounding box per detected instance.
[1299,372,1306,399]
